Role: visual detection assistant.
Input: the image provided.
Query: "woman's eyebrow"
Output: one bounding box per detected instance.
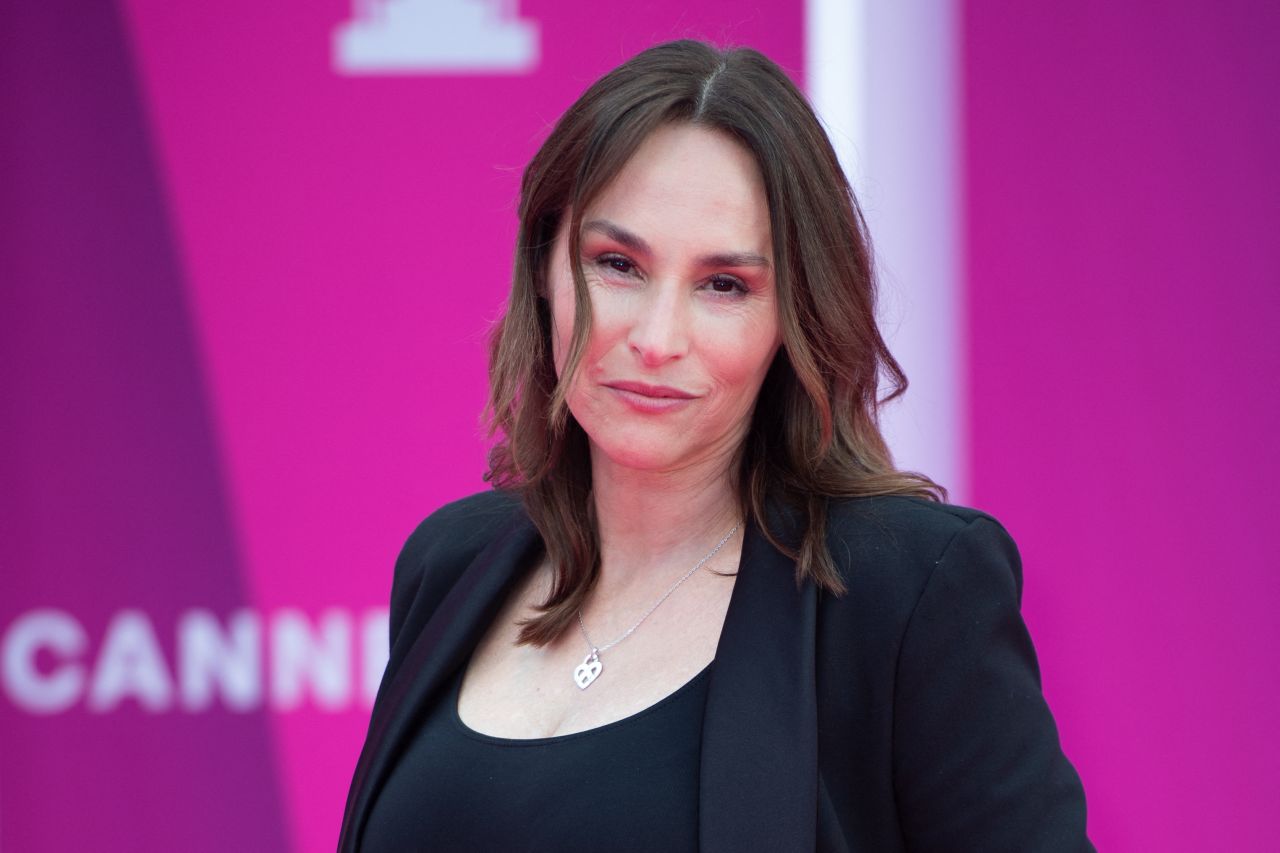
[582,219,772,269]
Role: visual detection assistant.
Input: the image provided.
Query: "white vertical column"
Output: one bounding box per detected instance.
[805,0,967,501]
[805,0,870,191]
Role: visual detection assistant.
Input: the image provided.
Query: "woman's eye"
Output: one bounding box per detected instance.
[594,255,746,296]
[707,276,747,296]
[597,255,636,275]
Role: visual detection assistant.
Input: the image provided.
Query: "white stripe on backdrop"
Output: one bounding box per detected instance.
[806,0,967,500]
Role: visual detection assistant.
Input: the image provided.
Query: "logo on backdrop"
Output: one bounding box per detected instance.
[1,608,389,714]
[333,0,540,75]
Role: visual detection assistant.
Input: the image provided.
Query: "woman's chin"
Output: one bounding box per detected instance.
[587,429,737,477]
[589,436,692,474]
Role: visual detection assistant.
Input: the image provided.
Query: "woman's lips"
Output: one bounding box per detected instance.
[605,380,695,398]
[602,380,697,413]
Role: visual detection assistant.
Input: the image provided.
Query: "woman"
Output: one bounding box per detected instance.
[340,39,1092,852]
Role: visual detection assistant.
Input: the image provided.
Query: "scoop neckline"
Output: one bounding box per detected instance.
[450,659,714,746]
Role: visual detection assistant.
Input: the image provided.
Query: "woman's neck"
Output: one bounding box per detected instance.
[588,445,742,593]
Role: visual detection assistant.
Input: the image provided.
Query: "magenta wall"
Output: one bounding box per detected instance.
[1,2,803,851]
[964,1,1279,849]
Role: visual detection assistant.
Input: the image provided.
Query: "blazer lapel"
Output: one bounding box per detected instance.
[340,509,541,851]
[699,514,819,852]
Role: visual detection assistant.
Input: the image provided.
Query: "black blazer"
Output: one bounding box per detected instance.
[339,490,1093,852]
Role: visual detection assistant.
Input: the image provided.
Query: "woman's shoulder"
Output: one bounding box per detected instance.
[397,488,525,575]
[826,494,1009,549]
[388,490,526,633]
[818,494,1021,601]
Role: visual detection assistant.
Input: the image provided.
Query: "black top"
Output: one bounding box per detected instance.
[361,660,714,852]
[341,492,1094,852]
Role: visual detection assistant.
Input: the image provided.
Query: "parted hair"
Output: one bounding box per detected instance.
[485,39,944,646]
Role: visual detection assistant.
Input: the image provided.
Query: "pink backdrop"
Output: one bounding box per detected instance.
[2,1,1275,850]
[964,3,1279,849]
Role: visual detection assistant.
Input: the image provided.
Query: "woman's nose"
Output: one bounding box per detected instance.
[626,282,689,366]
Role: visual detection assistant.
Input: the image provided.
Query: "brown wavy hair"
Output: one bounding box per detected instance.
[485,39,944,646]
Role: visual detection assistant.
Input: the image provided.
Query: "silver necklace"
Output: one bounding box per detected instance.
[573,522,740,690]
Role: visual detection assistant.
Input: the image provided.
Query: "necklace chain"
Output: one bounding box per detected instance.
[576,521,741,656]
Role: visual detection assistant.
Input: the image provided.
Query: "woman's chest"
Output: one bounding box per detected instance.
[457,560,736,739]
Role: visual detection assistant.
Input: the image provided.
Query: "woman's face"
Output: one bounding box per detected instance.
[546,122,782,476]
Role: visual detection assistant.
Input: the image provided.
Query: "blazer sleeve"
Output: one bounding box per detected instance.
[386,517,435,652]
[891,516,1093,852]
